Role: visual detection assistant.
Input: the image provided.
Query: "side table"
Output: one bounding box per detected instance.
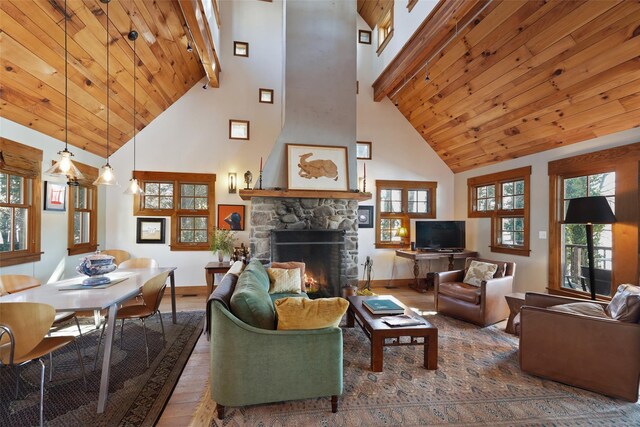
[205,262,231,296]
[505,292,526,334]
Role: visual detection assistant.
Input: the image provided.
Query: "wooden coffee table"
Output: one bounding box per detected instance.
[346,295,438,372]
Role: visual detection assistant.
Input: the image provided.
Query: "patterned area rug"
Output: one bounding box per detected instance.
[208,314,640,426]
[0,310,204,427]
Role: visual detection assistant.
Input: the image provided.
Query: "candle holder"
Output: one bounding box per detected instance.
[258,172,263,190]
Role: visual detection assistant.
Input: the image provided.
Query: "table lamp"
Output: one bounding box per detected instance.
[396,226,409,247]
[564,196,616,300]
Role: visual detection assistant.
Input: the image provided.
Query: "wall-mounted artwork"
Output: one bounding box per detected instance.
[357,141,372,160]
[44,181,66,211]
[358,30,372,45]
[234,41,249,57]
[136,218,165,244]
[229,120,250,140]
[259,88,274,104]
[218,204,245,231]
[286,144,349,191]
[357,205,374,228]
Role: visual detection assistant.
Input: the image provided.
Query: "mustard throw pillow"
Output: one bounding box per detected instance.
[268,268,302,294]
[463,261,498,287]
[275,297,349,330]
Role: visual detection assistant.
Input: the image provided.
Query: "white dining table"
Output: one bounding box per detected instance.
[0,267,176,413]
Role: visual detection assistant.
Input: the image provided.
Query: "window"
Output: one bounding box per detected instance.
[0,137,42,267]
[67,161,98,255]
[375,180,437,248]
[376,2,394,55]
[467,166,531,256]
[548,143,640,300]
[133,171,216,250]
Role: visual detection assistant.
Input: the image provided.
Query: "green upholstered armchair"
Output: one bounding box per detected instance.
[208,272,343,419]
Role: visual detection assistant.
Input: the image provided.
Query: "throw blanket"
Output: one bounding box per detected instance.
[205,272,238,339]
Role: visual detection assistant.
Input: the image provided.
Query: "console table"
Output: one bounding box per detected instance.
[205,262,232,296]
[395,249,478,292]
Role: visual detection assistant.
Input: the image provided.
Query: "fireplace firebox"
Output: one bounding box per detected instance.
[271,230,345,298]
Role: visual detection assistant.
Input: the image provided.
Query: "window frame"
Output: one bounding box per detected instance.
[0,137,42,267]
[548,142,640,300]
[67,161,99,256]
[376,2,394,55]
[375,179,437,249]
[133,171,216,251]
[467,166,531,256]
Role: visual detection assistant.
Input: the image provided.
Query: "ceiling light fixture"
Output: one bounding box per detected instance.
[424,61,430,82]
[124,29,143,195]
[94,0,117,186]
[46,0,84,182]
[186,42,193,52]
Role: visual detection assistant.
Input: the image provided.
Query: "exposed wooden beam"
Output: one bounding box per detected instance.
[178,0,220,88]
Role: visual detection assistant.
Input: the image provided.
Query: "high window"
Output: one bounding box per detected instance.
[375,180,437,248]
[67,162,98,255]
[548,142,639,300]
[467,166,531,256]
[133,171,216,250]
[376,2,394,55]
[0,137,42,267]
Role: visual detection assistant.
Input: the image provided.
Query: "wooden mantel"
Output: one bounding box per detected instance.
[239,189,372,201]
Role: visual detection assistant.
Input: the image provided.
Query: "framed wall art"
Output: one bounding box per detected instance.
[357,141,372,160]
[286,144,349,191]
[136,217,166,244]
[357,205,374,228]
[218,204,245,231]
[44,181,66,211]
[358,29,372,44]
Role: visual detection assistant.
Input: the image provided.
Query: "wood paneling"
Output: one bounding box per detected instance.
[0,0,207,158]
[378,0,640,173]
[357,0,393,30]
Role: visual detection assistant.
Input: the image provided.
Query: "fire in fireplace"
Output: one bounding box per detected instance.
[271,230,346,298]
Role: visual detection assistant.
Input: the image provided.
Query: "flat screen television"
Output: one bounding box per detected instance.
[415,221,466,251]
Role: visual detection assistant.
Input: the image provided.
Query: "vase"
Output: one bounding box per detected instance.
[218,251,224,263]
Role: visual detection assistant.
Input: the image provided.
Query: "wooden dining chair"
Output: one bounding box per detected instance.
[0,275,83,337]
[100,249,130,266]
[118,257,159,269]
[0,302,86,427]
[95,271,170,369]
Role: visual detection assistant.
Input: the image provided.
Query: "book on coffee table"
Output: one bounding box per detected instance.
[363,298,404,315]
[381,314,425,327]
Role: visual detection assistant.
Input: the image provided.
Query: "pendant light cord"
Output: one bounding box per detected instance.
[133,28,136,171]
[64,0,68,152]
[106,0,110,165]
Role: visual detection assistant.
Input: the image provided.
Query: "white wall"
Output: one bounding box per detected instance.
[0,118,106,284]
[453,127,640,293]
[357,14,455,282]
[105,0,284,287]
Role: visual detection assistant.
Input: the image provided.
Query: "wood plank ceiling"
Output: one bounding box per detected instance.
[357,0,392,29]
[0,0,206,158]
[375,0,640,173]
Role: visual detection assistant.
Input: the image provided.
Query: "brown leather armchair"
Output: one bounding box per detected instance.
[519,292,640,402]
[433,257,515,327]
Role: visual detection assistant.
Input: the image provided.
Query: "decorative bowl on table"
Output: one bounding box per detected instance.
[77,252,117,286]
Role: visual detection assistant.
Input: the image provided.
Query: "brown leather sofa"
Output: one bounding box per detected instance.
[433,257,515,327]
[519,292,640,402]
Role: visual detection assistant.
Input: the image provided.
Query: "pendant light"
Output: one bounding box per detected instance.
[94,0,117,186]
[123,28,143,195]
[46,0,84,181]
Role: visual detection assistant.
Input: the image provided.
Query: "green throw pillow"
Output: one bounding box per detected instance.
[230,260,275,330]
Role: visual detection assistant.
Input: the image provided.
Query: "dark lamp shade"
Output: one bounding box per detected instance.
[564,196,617,224]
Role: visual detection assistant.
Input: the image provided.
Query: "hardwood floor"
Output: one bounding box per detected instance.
[156,284,437,425]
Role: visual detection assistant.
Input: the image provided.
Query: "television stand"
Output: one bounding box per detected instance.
[395,249,478,293]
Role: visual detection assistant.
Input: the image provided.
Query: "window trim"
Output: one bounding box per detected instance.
[0,137,43,267]
[375,179,437,249]
[407,0,418,13]
[67,161,98,256]
[467,166,531,256]
[548,142,640,300]
[376,2,394,55]
[133,171,216,251]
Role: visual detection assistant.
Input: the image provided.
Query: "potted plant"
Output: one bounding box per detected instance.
[210,228,237,262]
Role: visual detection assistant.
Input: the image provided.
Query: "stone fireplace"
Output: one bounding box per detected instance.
[249,197,359,293]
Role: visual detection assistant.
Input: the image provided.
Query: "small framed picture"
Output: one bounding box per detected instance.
[357,141,372,160]
[44,181,66,211]
[357,205,374,228]
[218,204,245,231]
[234,41,249,57]
[259,88,274,104]
[136,218,166,244]
[229,119,250,140]
[358,30,372,45]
